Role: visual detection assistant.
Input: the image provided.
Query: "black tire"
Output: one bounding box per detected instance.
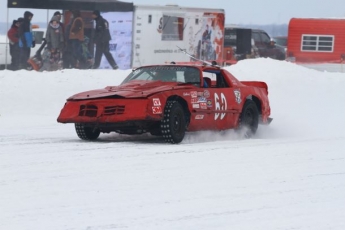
[75,123,100,141]
[161,101,186,144]
[238,100,259,138]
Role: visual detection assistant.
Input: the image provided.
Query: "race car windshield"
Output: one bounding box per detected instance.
[121,66,201,86]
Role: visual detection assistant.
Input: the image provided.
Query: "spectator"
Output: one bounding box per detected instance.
[78,35,94,69]
[53,11,67,48]
[53,11,64,29]
[43,15,64,71]
[67,10,84,68]
[53,11,65,53]
[91,10,118,70]
[7,18,23,70]
[63,12,73,68]
[18,11,35,69]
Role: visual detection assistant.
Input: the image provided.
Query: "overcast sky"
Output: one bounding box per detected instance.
[1,0,345,25]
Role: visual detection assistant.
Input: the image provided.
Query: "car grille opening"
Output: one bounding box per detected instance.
[103,106,125,115]
[79,105,98,117]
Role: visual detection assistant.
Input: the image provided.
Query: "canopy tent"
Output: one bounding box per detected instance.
[3,0,133,69]
[7,0,134,11]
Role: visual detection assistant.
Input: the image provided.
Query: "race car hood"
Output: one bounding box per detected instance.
[67,80,189,100]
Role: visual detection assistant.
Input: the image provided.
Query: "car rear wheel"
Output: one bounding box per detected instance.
[238,100,259,138]
[75,123,100,141]
[161,101,186,144]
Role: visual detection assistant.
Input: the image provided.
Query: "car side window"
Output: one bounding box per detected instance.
[216,73,230,88]
[260,32,271,44]
[203,71,229,88]
[252,32,261,44]
[202,72,216,88]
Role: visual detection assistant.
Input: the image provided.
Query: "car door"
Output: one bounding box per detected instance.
[253,31,275,58]
[252,31,264,56]
[193,71,240,131]
[260,31,276,58]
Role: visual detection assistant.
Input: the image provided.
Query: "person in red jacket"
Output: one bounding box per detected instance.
[7,18,23,70]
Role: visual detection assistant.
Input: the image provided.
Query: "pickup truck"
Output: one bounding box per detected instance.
[224,27,286,61]
[0,28,46,69]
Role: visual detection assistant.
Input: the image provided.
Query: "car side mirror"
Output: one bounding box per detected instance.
[269,40,276,47]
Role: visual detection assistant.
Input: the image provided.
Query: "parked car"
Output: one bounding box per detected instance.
[252,29,286,60]
[272,36,287,55]
[272,36,287,48]
[224,27,286,60]
[57,63,272,143]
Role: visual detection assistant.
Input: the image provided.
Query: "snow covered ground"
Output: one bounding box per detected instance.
[1,58,345,230]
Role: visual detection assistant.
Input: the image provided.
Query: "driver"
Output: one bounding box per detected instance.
[184,68,200,85]
[152,70,176,82]
[152,71,163,81]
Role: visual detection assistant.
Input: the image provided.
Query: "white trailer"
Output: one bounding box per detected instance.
[131,4,225,67]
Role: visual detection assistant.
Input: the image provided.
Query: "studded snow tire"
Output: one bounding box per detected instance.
[75,123,101,141]
[160,101,186,144]
[238,99,259,138]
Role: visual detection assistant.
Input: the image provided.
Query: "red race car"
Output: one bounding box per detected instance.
[57,64,272,143]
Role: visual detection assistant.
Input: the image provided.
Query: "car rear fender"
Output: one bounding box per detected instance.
[240,81,268,94]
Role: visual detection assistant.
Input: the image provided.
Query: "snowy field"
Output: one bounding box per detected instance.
[1,58,345,230]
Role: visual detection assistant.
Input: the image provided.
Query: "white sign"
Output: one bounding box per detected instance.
[99,12,133,70]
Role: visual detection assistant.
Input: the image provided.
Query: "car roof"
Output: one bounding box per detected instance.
[273,36,287,38]
[137,63,222,70]
[225,27,266,33]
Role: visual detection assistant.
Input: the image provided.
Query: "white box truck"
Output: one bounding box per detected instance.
[131,4,225,67]
[97,4,225,69]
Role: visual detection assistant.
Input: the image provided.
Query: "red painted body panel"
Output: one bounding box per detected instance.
[57,99,152,124]
[287,18,345,63]
[57,64,271,134]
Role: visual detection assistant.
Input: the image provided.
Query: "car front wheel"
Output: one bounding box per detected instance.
[160,101,186,144]
[75,123,100,141]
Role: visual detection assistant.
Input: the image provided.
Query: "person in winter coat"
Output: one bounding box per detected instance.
[7,18,23,70]
[91,10,118,70]
[53,11,65,50]
[43,15,64,71]
[53,11,64,30]
[18,11,34,70]
[67,10,84,68]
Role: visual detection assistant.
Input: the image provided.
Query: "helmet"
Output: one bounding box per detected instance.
[184,68,200,83]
